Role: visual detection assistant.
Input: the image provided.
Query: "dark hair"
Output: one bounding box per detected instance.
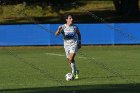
[64,14,73,19]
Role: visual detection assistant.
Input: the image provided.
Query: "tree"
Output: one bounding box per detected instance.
[113,0,139,16]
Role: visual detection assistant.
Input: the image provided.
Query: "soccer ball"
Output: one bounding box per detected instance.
[65,73,74,81]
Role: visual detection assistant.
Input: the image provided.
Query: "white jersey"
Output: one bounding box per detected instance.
[61,24,79,47]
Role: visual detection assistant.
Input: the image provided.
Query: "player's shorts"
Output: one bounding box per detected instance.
[64,45,78,58]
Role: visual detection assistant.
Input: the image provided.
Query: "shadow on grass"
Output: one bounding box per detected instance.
[1,83,140,93]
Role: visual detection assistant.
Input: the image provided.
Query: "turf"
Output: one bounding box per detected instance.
[0,46,140,93]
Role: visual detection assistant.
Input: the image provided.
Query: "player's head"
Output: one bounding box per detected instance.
[65,14,73,25]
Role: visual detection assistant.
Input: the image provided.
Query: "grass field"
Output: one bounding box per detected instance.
[0,46,140,93]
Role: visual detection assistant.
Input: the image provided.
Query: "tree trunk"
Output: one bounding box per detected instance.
[113,0,122,15]
[125,0,139,15]
[113,0,139,16]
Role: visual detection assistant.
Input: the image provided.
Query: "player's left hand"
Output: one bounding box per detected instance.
[78,44,81,49]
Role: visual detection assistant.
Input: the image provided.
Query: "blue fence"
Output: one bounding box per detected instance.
[0,23,140,46]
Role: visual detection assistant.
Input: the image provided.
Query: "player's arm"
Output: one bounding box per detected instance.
[55,26,62,36]
[76,30,81,49]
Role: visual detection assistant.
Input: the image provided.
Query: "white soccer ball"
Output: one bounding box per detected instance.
[65,73,74,81]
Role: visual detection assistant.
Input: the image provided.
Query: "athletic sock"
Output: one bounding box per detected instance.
[70,62,77,74]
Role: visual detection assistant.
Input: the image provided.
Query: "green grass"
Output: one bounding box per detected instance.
[0,46,140,93]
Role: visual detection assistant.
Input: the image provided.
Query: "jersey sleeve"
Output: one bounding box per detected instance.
[76,26,79,31]
[73,25,79,32]
[61,24,66,30]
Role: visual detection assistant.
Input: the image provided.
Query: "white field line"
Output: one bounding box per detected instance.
[45,53,65,57]
[45,52,94,59]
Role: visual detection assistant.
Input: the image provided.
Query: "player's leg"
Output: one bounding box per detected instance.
[68,46,79,79]
[64,45,75,64]
[64,45,79,79]
[68,53,76,72]
[64,46,70,60]
[69,53,79,79]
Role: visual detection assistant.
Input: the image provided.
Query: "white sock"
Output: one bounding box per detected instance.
[71,62,76,74]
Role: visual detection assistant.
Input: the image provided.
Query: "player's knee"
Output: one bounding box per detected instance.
[69,57,74,62]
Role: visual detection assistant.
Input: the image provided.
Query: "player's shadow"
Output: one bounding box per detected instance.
[80,74,140,80]
[1,83,140,93]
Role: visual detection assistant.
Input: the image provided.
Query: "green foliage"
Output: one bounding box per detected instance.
[24,5,44,17]
[1,4,44,18]
[0,0,139,23]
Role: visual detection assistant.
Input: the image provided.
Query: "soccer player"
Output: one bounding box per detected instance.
[55,14,81,79]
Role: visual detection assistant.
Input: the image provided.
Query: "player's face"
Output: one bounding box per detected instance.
[66,16,73,25]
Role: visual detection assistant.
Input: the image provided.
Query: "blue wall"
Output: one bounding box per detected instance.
[0,23,140,46]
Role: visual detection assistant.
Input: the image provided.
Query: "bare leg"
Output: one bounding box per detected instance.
[68,53,77,74]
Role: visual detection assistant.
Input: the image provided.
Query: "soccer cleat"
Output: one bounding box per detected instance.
[75,74,78,79]
[75,70,79,79]
[72,70,79,79]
